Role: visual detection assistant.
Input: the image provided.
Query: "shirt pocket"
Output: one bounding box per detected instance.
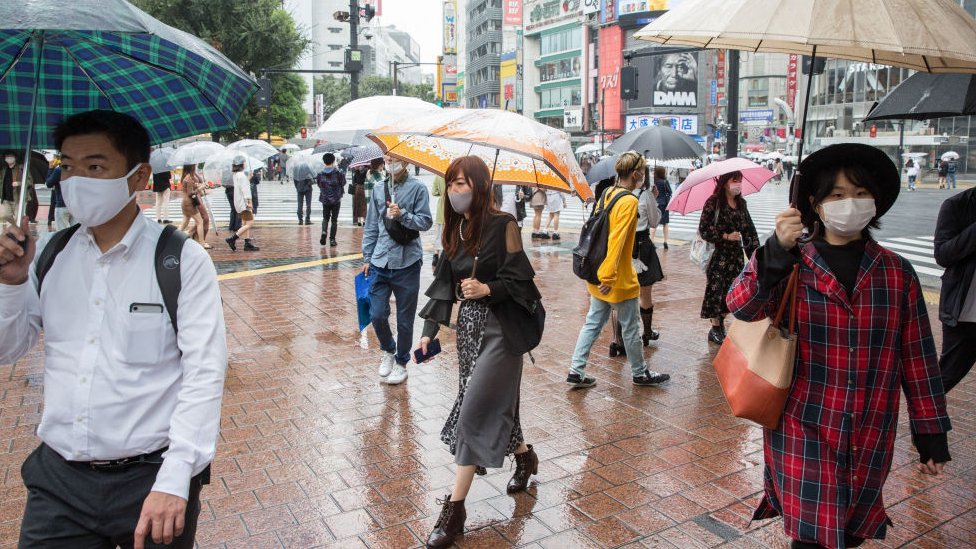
[122,311,166,365]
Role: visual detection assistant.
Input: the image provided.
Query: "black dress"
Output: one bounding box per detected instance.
[152,171,171,193]
[699,194,759,319]
[419,214,541,468]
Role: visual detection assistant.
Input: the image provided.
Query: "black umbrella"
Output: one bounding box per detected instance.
[585,155,618,184]
[865,73,976,121]
[607,126,705,160]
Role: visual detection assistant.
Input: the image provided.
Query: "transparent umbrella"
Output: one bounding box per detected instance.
[149,148,175,174]
[228,139,279,161]
[287,154,325,182]
[169,141,226,168]
[201,150,263,187]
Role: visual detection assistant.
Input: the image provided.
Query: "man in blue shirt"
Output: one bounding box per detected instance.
[361,157,433,385]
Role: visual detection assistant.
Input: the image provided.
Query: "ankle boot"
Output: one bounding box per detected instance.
[426,496,465,549]
[609,315,627,357]
[640,307,660,345]
[507,445,539,493]
[708,326,725,345]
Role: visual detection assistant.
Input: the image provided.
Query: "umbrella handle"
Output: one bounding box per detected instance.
[789,171,818,244]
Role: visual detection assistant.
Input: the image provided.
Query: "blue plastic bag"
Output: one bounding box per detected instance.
[355,272,371,332]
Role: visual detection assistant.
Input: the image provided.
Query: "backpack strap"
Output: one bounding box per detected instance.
[35,224,82,294]
[155,224,187,335]
[602,188,633,214]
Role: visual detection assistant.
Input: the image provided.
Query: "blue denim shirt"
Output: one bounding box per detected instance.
[362,174,433,269]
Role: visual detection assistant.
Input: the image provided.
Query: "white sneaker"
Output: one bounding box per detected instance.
[383,364,408,385]
[378,352,395,377]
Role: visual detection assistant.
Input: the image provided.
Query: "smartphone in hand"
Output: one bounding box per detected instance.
[414,338,442,363]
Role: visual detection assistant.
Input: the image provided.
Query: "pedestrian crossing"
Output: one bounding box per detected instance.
[145,176,945,280]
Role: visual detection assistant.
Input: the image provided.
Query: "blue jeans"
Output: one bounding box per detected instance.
[948,173,957,189]
[571,296,647,377]
[369,260,422,365]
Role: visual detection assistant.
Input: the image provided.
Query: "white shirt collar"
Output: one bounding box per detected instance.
[83,207,149,260]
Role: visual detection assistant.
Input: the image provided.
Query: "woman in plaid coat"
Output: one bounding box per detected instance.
[727,144,951,549]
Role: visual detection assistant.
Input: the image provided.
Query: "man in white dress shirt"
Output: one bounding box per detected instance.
[0,110,227,548]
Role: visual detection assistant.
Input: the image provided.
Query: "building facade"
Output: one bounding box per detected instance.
[464,0,503,108]
[521,0,585,130]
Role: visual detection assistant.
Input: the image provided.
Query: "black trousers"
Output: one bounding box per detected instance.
[297,190,312,222]
[940,321,976,393]
[224,186,240,232]
[19,444,206,548]
[321,203,340,239]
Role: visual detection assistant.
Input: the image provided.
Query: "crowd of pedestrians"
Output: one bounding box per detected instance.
[0,105,974,549]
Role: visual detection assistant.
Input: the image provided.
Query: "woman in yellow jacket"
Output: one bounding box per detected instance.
[567,151,671,388]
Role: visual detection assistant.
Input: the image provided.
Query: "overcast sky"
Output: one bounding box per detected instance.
[371,0,445,67]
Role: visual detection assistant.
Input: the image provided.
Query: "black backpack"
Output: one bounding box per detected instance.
[573,188,634,285]
[35,224,187,334]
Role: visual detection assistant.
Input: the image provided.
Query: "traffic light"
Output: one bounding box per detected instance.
[363,4,376,22]
[300,127,307,139]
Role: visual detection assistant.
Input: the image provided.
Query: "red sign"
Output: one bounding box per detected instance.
[786,54,798,111]
[598,25,624,132]
[717,50,726,91]
[504,84,514,100]
[870,124,877,138]
[504,0,522,25]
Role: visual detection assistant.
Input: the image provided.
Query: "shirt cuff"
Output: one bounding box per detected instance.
[0,279,32,316]
[913,432,952,464]
[151,457,193,501]
[422,319,440,340]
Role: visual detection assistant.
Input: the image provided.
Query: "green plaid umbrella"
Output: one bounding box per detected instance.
[0,0,258,221]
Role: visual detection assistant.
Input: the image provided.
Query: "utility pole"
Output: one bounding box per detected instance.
[392,60,399,95]
[600,90,605,156]
[725,49,740,159]
[349,0,360,100]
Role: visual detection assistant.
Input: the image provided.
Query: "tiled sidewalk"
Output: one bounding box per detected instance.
[1,223,975,548]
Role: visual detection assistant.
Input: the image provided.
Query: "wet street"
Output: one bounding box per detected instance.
[2,222,975,548]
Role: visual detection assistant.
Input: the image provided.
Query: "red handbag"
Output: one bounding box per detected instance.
[713,264,799,429]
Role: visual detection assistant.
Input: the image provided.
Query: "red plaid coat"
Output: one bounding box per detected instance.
[727,240,950,549]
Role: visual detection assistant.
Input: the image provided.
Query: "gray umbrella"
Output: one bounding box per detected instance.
[865,73,976,121]
[149,148,175,174]
[607,126,705,160]
[585,155,618,184]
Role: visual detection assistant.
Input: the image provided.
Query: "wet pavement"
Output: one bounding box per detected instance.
[2,222,975,548]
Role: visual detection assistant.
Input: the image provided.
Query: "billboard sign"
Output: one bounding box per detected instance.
[740,109,774,124]
[786,54,798,111]
[626,114,698,135]
[652,52,698,107]
[504,0,523,25]
[443,1,457,54]
[525,0,581,33]
[583,0,600,15]
[597,25,623,131]
[564,109,583,129]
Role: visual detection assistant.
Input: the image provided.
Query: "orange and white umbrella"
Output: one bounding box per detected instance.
[368,109,592,202]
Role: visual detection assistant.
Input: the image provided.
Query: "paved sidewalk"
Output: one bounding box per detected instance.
[1,223,975,548]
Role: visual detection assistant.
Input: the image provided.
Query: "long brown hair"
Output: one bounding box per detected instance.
[442,156,500,258]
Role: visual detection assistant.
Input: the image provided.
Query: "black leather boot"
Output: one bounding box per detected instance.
[609,313,627,357]
[426,496,465,549]
[640,307,660,345]
[708,326,725,345]
[507,445,539,493]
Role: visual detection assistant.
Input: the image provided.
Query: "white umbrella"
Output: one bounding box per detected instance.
[228,139,279,160]
[149,147,175,174]
[635,0,976,73]
[168,141,225,167]
[942,151,960,161]
[201,150,263,187]
[636,0,976,195]
[314,96,441,147]
[280,144,300,152]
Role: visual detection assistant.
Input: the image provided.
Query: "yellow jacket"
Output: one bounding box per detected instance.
[587,187,639,303]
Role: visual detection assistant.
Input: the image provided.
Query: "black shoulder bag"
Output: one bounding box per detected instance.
[382,178,420,245]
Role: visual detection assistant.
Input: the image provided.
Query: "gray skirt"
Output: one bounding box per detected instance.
[440,300,525,468]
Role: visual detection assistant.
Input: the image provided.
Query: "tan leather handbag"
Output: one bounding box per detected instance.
[713,264,799,429]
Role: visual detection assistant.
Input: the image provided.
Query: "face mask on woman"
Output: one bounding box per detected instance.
[818,198,876,237]
[61,164,141,227]
[448,190,473,214]
[3,156,14,167]
[729,182,742,195]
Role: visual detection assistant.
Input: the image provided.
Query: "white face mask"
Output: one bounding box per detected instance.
[819,198,876,237]
[3,156,14,167]
[61,164,141,227]
[729,182,743,196]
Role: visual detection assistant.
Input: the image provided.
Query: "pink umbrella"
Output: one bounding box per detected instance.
[666,157,775,214]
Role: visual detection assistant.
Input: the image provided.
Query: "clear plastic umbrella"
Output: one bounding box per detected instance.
[287,154,325,181]
[228,139,279,161]
[201,150,263,187]
[942,151,960,161]
[149,147,175,174]
[169,141,226,168]
[315,95,441,147]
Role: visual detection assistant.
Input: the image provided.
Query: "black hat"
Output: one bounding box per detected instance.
[791,143,900,223]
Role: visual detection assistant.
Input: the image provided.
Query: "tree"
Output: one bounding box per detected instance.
[132,0,312,140]
[313,75,437,118]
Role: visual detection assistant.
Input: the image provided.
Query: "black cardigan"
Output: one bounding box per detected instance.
[934,187,976,327]
[419,213,541,351]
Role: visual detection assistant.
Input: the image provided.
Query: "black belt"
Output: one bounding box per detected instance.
[69,447,167,471]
